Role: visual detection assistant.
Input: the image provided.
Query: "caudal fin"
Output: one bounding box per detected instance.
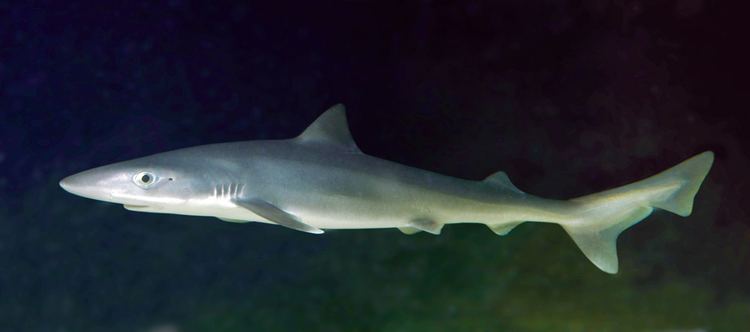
[563,151,714,273]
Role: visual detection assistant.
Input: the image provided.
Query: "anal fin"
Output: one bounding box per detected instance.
[398,226,422,235]
[408,218,443,235]
[487,221,524,236]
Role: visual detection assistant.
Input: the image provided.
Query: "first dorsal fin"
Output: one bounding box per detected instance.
[484,171,524,194]
[295,104,361,153]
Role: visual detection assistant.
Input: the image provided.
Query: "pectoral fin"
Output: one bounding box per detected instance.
[233,198,324,234]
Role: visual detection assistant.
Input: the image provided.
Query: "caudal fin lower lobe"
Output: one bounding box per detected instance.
[563,151,714,274]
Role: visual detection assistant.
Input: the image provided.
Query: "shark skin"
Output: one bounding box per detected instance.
[60,104,714,273]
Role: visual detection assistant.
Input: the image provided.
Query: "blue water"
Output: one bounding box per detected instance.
[1,1,748,331]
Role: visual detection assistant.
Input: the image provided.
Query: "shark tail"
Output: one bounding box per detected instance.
[562,151,714,274]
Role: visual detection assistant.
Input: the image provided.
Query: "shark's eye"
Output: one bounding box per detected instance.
[133,172,157,188]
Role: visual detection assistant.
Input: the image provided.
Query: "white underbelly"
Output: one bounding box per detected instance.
[291,195,427,229]
[166,200,411,230]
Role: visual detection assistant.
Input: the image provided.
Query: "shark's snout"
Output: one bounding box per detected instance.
[59,173,109,201]
[59,177,70,191]
[60,165,180,208]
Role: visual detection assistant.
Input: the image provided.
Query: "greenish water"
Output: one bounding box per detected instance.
[4,177,748,331]
[3,1,748,330]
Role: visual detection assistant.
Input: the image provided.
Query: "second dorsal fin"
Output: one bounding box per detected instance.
[484,171,524,194]
[295,104,361,153]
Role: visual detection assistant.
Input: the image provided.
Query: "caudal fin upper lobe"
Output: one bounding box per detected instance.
[563,151,714,273]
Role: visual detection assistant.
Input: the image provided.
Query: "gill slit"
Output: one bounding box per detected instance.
[213,183,245,201]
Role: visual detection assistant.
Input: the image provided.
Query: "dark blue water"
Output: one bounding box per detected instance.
[2,1,748,331]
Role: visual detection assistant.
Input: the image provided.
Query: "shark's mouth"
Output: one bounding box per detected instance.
[123,204,150,211]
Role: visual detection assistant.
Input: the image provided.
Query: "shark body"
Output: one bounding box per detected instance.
[60,104,714,273]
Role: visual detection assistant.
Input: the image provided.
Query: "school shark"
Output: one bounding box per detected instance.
[59,104,714,273]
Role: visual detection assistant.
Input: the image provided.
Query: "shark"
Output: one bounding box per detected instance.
[59,104,714,273]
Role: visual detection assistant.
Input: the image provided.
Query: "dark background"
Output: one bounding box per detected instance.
[2,1,749,331]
